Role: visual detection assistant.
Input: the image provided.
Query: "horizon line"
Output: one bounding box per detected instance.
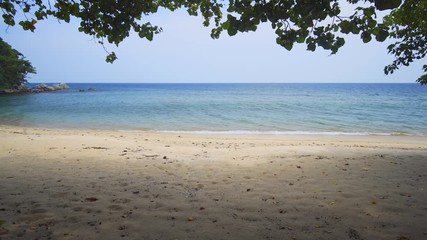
[27,82,417,84]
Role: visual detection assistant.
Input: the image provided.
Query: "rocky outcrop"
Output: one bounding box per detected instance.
[78,87,96,92]
[0,85,31,94]
[32,83,69,92]
[0,83,69,94]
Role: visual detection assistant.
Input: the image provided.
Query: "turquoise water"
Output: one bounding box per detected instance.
[0,83,426,135]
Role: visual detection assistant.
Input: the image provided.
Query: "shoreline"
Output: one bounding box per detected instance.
[2,123,426,137]
[1,124,427,147]
[1,125,426,239]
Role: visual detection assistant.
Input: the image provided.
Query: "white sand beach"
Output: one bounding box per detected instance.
[0,125,426,239]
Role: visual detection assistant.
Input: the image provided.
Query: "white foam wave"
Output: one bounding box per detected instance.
[155,130,411,136]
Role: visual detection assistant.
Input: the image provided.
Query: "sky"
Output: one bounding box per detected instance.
[0,8,424,84]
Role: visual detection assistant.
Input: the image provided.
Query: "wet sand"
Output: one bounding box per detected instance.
[0,125,426,239]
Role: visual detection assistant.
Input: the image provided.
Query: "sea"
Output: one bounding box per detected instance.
[0,83,426,136]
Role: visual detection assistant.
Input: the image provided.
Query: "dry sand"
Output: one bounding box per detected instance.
[0,125,426,240]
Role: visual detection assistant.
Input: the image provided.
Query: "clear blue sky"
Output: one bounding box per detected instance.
[0,9,423,83]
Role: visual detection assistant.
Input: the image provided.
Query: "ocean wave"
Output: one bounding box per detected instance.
[154,130,417,136]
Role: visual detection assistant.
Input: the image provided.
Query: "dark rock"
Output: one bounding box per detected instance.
[31,89,41,93]
[0,84,31,94]
[0,87,30,94]
[2,89,15,94]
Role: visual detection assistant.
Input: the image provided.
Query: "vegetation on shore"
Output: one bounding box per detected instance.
[0,37,36,90]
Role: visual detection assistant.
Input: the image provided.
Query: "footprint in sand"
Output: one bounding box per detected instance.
[107,205,124,211]
[111,198,131,204]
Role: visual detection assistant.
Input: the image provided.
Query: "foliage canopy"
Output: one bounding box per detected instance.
[0,37,36,89]
[0,0,425,83]
[384,0,427,84]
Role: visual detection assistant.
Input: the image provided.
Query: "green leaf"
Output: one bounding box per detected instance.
[222,21,230,29]
[367,19,377,28]
[278,39,293,51]
[361,32,372,43]
[35,11,46,20]
[187,8,198,16]
[336,37,345,48]
[296,35,305,43]
[339,21,352,34]
[247,25,257,32]
[106,52,117,63]
[375,29,388,42]
[146,31,153,41]
[210,28,221,39]
[260,15,267,23]
[375,0,401,11]
[333,24,339,32]
[227,26,237,36]
[2,14,15,26]
[351,24,360,34]
[307,43,316,51]
[19,20,36,31]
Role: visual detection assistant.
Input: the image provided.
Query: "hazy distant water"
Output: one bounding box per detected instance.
[0,83,426,135]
